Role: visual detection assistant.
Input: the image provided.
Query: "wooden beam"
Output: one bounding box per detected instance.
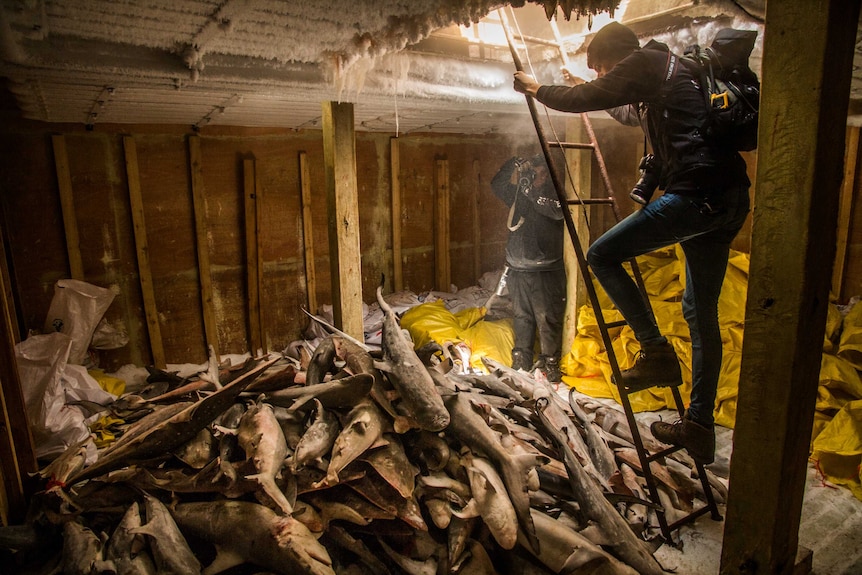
[51,135,84,280]
[0,221,37,524]
[123,137,166,369]
[472,159,482,282]
[0,219,19,346]
[322,101,364,340]
[832,126,859,300]
[435,158,451,291]
[563,116,592,355]
[254,166,266,352]
[299,152,318,315]
[721,3,861,574]
[243,158,262,354]
[390,138,403,292]
[187,136,220,361]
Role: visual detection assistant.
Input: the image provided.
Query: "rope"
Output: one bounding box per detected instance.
[503,5,593,232]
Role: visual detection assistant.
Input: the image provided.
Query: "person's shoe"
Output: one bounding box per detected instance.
[540,355,562,384]
[615,342,682,393]
[651,412,715,465]
[511,349,533,372]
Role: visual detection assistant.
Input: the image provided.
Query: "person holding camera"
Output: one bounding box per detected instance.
[513,22,750,464]
[490,154,566,384]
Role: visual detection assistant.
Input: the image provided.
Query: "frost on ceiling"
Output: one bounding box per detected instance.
[0,0,620,130]
[1,1,617,73]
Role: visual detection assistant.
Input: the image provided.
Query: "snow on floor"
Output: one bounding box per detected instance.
[643,414,862,575]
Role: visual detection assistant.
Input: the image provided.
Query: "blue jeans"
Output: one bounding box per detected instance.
[586,184,750,426]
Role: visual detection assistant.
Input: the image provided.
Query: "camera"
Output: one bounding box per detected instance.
[515,158,536,191]
[630,154,659,205]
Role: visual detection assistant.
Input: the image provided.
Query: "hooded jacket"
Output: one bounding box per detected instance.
[491,157,564,272]
[536,40,749,193]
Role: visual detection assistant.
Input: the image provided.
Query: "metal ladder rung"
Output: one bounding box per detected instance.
[512,32,564,48]
[644,444,684,463]
[550,141,595,150]
[667,504,718,532]
[567,197,615,206]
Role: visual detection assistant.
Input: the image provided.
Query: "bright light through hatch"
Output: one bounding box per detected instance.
[458,19,508,51]
[455,5,621,82]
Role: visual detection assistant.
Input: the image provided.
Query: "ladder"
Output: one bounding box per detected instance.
[497,8,722,543]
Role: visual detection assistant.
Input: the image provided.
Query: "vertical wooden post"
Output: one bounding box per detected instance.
[0,222,37,524]
[187,136,220,361]
[562,116,592,355]
[721,3,861,574]
[123,137,166,369]
[472,159,482,283]
[322,101,364,341]
[299,152,318,314]
[832,125,859,300]
[390,138,403,292]
[254,162,266,352]
[243,158,262,354]
[51,135,84,280]
[435,158,451,292]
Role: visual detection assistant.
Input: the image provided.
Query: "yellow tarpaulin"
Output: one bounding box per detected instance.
[562,245,748,428]
[89,368,126,396]
[401,300,513,372]
[812,400,862,500]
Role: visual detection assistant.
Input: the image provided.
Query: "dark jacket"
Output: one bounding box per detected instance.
[491,157,564,272]
[535,40,749,192]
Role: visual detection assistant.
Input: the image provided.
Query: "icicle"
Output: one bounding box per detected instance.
[394,92,399,137]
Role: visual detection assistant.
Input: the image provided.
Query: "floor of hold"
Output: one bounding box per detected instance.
[630,410,862,575]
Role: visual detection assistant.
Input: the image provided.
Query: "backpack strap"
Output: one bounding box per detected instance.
[678,49,714,112]
[658,51,682,104]
[663,51,680,85]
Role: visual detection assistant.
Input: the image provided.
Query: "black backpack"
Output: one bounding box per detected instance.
[679,28,761,152]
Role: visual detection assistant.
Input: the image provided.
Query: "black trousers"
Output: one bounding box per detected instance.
[508,267,567,360]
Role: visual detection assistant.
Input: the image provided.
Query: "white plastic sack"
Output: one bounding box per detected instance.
[90,317,130,350]
[15,332,115,460]
[43,279,115,364]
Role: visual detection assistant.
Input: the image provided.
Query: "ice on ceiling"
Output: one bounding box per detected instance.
[0,0,776,132]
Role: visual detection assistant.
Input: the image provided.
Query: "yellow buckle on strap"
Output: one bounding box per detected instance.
[711,91,730,110]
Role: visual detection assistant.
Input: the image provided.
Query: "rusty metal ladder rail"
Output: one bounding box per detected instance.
[499,8,722,543]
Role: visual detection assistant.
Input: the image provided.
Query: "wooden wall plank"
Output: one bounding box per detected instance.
[123,136,166,369]
[3,125,601,364]
[390,138,403,292]
[832,126,859,300]
[130,135,204,363]
[563,117,593,355]
[322,102,364,340]
[51,135,84,280]
[254,160,266,352]
[472,159,482,283]
[0,221,37,525]
[721,2,861,574]
[435,158,451,291]
[243,158,262,354]
[299,151,318,314]
[187,136,220,360]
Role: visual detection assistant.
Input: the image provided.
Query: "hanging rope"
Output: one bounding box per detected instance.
[500,5,593,232]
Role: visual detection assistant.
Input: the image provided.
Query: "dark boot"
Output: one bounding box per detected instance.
[540,355,562,384]
[616,341,682,392]
[651,412,715,465]
[511,349,533,372]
